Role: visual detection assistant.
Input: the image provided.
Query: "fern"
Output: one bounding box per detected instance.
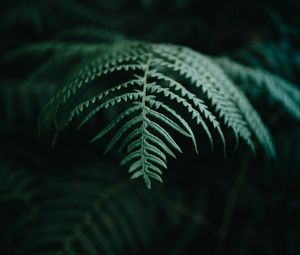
[0,161,39,205]
[0,82,55,132]
[15,164,157,255]
[229,42,299,80]
[216,57,300,120]
[36,40,300,188]
[1,1,300,254]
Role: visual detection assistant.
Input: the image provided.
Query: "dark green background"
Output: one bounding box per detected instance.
[0,0,300,254]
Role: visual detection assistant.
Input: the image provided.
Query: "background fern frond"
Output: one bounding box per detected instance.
[14,163,158,255]
[217,57,300,121]
[0,161,39,205]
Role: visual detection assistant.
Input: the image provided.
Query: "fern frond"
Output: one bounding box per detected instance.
[229,42,299,80]
[0,161,39,205]
[15,164,157,255]
[153,45,254,150]
[39,40,300,187]
[0,83,55,132]
[217,57,300,121]
[159,45,276,155]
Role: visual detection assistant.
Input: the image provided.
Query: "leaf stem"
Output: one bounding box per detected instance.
[141,53,153,188]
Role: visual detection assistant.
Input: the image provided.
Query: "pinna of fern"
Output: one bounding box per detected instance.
[39,40,300,188]
[216,57,300,121]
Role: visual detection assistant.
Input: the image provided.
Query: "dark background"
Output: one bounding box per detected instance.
[0,0,300,254]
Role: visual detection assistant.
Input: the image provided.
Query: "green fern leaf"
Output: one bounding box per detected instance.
[39,40,300,187]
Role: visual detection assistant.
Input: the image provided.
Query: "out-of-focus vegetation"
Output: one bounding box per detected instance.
[0,0,300,254]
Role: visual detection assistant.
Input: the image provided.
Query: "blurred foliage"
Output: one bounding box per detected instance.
[0,0,300,254]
